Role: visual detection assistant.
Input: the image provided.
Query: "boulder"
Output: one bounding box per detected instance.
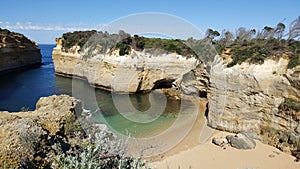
[212,137,228,147]
[226,133,256,149]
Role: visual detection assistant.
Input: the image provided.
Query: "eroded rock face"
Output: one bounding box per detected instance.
[180,64,209,97]
[52,43,200,93]
[0,95,83,168]
[0,29,41,73]
[207,55,300,157]
[208,55,299,133]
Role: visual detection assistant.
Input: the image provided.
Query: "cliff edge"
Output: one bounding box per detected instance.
[0,28,41,73]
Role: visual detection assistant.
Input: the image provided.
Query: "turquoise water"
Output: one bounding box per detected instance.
[0,44,197,137]
[69,78,190,137]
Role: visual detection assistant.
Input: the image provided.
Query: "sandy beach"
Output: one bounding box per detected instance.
[151,130,298,169]
[150,100,299,169]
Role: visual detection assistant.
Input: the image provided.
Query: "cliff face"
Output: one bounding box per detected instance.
[0,95,83,168]
[208,55,300,155]
[0,29,41,73]
[52,39,200,93]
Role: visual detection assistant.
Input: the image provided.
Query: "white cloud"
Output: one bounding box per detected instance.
[0,21,104,31]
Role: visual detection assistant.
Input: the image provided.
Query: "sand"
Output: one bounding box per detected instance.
[151,131,298,169]
[149,99,299,169]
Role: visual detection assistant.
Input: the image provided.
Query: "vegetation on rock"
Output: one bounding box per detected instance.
[261,126,300,161]
[0,28,23,36]
[61,30,97,51]
[58,16,300,68]
[279,98,300,121]
[53,130,149,169]
[208,16,300,68]
[60,30,197,57]
[281,98,300,112]
[0,28,39,49]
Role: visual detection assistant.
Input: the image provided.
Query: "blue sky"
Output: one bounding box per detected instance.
[0,0,299,44]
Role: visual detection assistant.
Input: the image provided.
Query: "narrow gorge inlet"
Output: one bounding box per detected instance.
[0,44,199,138]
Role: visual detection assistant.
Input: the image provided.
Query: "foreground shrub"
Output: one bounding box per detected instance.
[53,130,150,169]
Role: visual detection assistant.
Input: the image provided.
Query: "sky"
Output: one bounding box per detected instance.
[0,0,299,44]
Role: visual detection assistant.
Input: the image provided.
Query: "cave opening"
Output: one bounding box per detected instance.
[199,90,207,98]
[204,102,209,118]
[152,78,176,90]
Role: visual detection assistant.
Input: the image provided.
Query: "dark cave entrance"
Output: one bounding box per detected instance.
[199,90,207,98]
[152,78,176,90]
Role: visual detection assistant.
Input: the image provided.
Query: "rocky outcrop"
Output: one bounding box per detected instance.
[212,133,256,150]
[52,38,201,93]
[207,55,300,157]
[0,95,83,168]
[0,29,41,73]
[226,133,256,149]
[180,64,209,97]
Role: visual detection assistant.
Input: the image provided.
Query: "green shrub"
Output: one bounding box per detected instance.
[60,30,198,57]
[219,38,298,67]
[53,130,150,169]
[63,115,84,136]
[62,30,97,50]
[0,28,11,35]
[283,98,300,111]
[116,43,131,56]
[0,28,22,36]
[279,136,288,143]
[288,40,300,54]
[288,56,300,69]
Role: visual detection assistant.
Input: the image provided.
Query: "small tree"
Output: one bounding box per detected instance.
[216,29,234,48]
[288,16,300,40]
[205,28,220,42]
[235,27,256,44]
[261,26,275,39]
[274,22,286,39]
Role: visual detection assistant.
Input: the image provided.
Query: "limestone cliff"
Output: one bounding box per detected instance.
[0,95,83,168]
[0,28,41,73]
[52,33,201,93]
[208,55,300,156]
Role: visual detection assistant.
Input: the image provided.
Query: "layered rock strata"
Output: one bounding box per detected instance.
[208,55,300,157]
[0,29,41,73]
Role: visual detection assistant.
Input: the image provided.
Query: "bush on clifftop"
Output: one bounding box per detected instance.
[60,30,197,57]
[61,30,97,51]
[59,16,300,67]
